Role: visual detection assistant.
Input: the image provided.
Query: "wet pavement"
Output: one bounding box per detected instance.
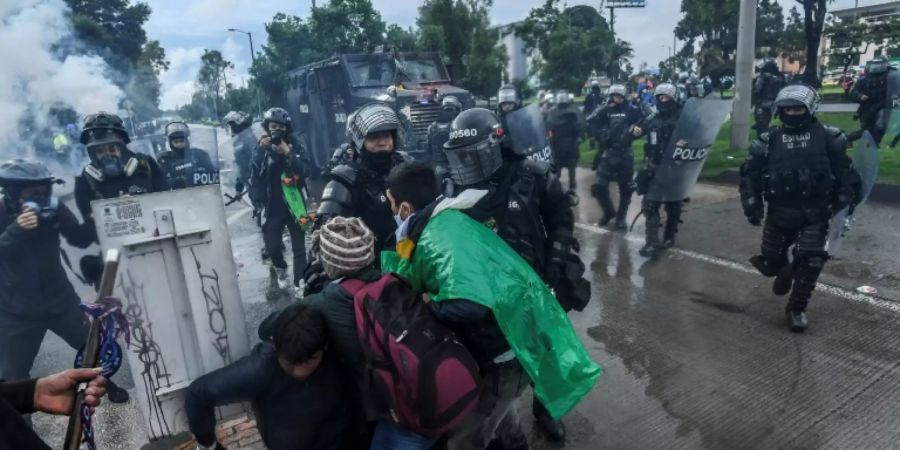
[29,163,900,449]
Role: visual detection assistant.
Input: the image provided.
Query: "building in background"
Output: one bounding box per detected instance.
[822,0,900,74]
[496,22,541,89]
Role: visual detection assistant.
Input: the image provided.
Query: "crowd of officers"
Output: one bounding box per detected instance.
[0,58,883,448]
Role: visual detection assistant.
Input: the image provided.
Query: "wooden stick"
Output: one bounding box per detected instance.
[63,249,120,450]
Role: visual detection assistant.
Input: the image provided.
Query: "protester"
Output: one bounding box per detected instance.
[186,304,352,450]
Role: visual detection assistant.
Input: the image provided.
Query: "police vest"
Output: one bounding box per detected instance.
[493,161,548,273]
[157,148,218,189]
[765,123,833,206]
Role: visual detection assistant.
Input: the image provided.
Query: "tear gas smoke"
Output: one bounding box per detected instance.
[0,0,124,170]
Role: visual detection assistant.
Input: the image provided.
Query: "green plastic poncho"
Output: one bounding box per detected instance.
[382,194,602,419]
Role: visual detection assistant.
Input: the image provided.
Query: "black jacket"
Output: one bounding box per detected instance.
[185,343,352,450]
[0,379,51,450]
[249,134,308,213]
[74,153,168,222]
[0,201,93,319]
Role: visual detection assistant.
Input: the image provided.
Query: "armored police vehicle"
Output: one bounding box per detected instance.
[284,48,473,172]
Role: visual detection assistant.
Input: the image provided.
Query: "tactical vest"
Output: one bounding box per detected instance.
[645,110,680,163]
[765,123,834,207]
[600,107,632,151]
[493,161,548,273]
[157,148,218,189]
[860,73,888,101]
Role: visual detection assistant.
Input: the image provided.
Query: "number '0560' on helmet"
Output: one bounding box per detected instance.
[443,108,504,186]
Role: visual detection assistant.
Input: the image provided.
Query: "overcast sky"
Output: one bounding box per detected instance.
[142,0,880,110]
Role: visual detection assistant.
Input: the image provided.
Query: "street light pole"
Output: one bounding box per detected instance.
[730,0,758,150]
[228,28,263,118]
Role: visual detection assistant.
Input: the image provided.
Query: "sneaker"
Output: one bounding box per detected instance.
[786,310,808,332]
[106,380,130,404]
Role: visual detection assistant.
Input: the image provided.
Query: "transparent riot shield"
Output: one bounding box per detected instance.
[156,124,222,190]
[644,98,733,202]
[506,103,553,164]
[886,70,900,148]
[91,184,250,441]
[828,130,880,252]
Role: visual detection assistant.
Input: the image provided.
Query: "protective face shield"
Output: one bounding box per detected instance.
[866,57,889,75]
[773,84,819,116]
[443,108,504,186]
[439,96,463,121]
[607,84,627,105]
[497,86,519,108]
[165,122,191,151]
[346,103,401,150]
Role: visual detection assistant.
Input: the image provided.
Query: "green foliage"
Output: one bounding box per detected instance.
[515,1,628,92]
[781,6,808,66]
[64,0,167,120]
[825,15,900,71]
[756,0,785,57]
[385,25,420,51]
[417,0,507,98]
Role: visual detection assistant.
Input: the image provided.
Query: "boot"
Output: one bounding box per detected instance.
[639,243,659,258]
[614,216,628,230]
[596,185,617,227]
[786,309,808,333]
[772,264,793,296]
[614,197,631,231]
[661,231,676,249]
[533,399,566,442]
[749,255,779,277]
[106,380,130,404]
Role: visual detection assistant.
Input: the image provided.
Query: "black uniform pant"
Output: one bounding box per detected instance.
[263,200,307,284]
[641,199,682,246]
[758,208,829,312]
[0,304,88,380]
[754,105,773,136]
[858,106,887,145]
[593,151,634,220]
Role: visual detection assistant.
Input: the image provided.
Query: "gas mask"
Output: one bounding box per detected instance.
[20,191,59,224]
[100,155,125,178]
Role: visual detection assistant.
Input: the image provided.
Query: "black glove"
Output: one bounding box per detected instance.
[746,208,763,226]
[234,179,245,194]
[303,261,330,296]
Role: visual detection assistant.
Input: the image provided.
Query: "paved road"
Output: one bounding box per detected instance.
[30,165,900,449]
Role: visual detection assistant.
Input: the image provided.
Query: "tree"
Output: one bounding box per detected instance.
[796,0,833,87]
[781,6,808,66]
[385,25,420,51]
[515,1,626,92]
[65,0,168,119]
[674,0,740,84]
[195,50,234,121]
[417,0,508,97]
[825,15,900,73]
[756,0,785,57]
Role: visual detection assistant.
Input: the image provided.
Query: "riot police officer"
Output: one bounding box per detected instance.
[443,108,589,442]
[0,159,130,403]
[587,84,645,229]
[547,92,584,191]
[74,112,168,284]
[584,80,604,116]
[637,83,685,258]
[752,58,787,136]
[156,121,218,189]
[222,110,257,193]
[317,103,410,257]
[740,84,861,332]
[250,107,309,291]
[427,95,463,181]
[850,56,894,145]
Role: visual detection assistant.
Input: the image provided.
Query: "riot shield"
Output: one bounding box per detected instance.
[91,185,250,441]
[827,130,880,252]
[506,103,554,164]
[886,70,900,148]
[644,98,733,202]
[159,124,222,190]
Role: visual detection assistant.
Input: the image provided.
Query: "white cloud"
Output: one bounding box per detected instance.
[160,79,195,110]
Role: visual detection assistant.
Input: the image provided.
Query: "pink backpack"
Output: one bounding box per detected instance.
[342,274,482,437]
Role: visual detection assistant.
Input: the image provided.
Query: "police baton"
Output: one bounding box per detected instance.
[63,249,120,450]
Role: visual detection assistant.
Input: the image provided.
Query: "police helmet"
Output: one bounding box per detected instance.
[443,108,504,186]
[772,84,819,115]
[866,56,890,75]
[346,103,402,150]
[80,112,130,147]
[608,84,627,99]
[497,85,519,106]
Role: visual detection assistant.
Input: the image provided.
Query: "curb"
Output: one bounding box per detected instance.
[707,170,899,206]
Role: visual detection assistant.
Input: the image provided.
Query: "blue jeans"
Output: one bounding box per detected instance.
[371,420,437,450]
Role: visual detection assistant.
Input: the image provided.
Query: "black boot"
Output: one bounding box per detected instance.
[786,309,808,332]
[596,184,617,227]
[533,399,566,442]
[661,231,676,249]
[639,243,659,258]
[615,190,632,231]
[106,380,130,404]
[772,264,793,296]
[614,216,628,230]
[662,203,681,249]
[749,255,779,277]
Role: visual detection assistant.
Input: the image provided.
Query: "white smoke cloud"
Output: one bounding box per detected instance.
[0,0,124,157]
